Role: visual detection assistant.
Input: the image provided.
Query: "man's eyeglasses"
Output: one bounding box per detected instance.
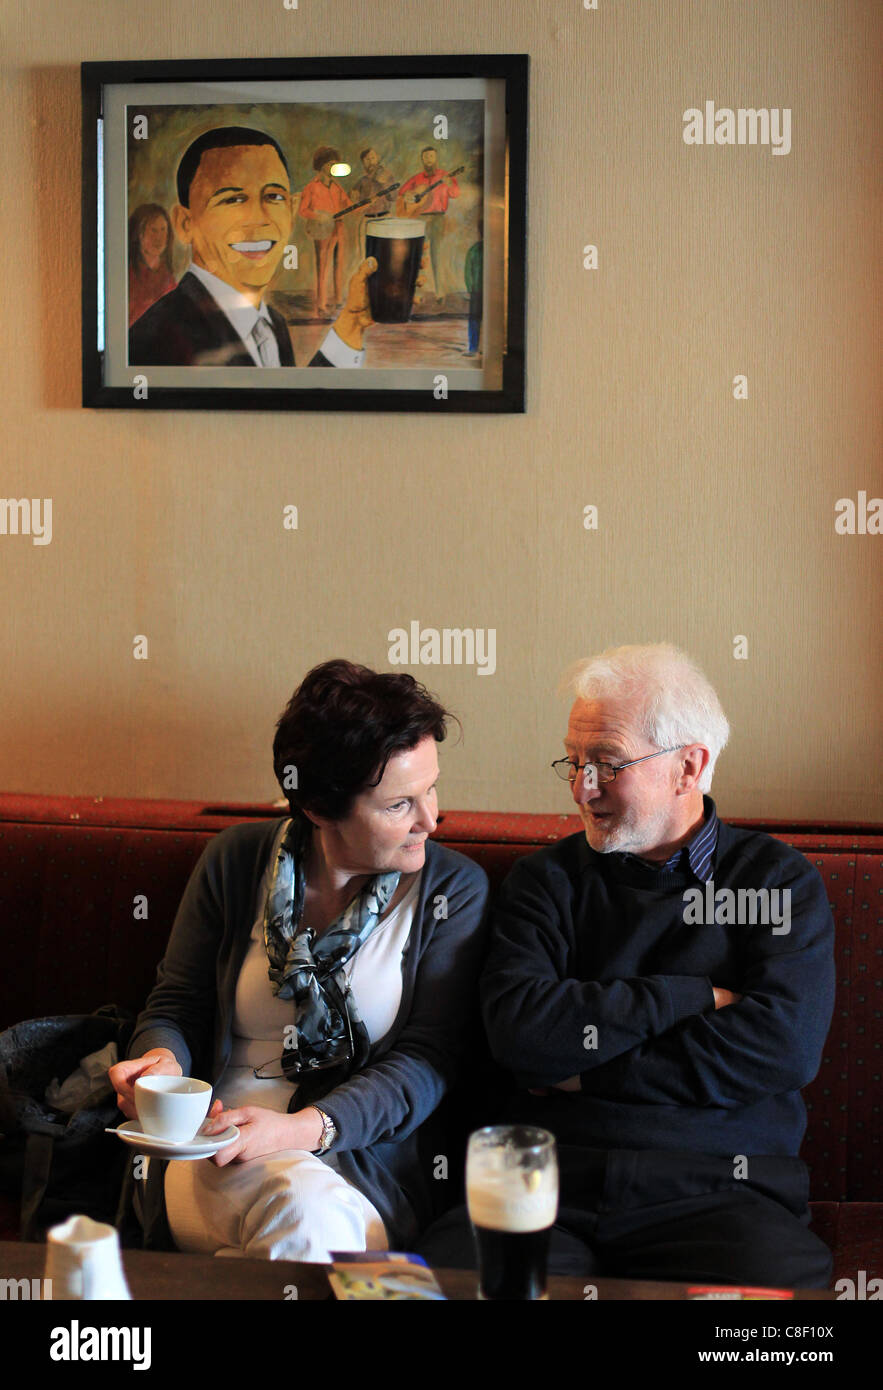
[551,746,685,785]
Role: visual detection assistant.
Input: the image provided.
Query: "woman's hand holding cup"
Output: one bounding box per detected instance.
[108,1048,182,1120]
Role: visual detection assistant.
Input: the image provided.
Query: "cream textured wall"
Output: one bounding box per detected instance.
[1,1,880,819]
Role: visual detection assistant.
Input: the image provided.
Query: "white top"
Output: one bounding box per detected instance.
[215,823,421,1118]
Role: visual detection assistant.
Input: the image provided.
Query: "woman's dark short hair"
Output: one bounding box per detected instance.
[273,660,455,822]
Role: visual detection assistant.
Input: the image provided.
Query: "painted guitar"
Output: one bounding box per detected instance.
[302,182,401,241]
[395,167,465,218]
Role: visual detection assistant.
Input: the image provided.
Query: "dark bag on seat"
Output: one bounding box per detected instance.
[0,1006,135,1241]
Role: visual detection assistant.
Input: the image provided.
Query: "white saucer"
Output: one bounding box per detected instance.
[110,1120,240,1160]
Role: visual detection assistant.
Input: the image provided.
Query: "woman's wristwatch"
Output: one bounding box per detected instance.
[312,1108,337,1154]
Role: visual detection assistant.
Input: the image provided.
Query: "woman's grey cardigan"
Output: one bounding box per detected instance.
[127,819,489,1250]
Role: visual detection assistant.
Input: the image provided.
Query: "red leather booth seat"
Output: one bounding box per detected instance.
[1,793,880,1286]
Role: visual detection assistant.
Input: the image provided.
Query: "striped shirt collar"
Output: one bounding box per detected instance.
[618,796,719,882]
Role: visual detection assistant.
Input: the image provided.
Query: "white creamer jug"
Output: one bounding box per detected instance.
[45,1215,132,1300]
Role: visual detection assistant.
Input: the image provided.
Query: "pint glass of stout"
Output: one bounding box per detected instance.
[365,218,426,323]
[466,1126,558,1301]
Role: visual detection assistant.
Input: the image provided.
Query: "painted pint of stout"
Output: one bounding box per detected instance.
[365,218,426,323]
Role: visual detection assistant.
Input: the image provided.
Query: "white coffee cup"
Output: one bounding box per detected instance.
[134,1075,213,1142]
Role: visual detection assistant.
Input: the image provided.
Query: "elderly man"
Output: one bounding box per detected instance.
[422,643,834,1289]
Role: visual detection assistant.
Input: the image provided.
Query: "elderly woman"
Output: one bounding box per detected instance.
[109,660,488,1260]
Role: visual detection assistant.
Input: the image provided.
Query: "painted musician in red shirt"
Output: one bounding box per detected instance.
[298,146,354,319]
[397,147,460,303]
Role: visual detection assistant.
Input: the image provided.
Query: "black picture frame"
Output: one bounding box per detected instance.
[82,54,527,413]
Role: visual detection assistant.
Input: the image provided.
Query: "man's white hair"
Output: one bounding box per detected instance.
[560,644,730,792]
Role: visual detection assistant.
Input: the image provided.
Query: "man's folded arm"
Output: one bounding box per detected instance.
[480,858,714,1087]
[578,863,835,1107]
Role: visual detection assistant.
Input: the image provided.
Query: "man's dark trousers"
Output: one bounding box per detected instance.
[419,1146,832,1289]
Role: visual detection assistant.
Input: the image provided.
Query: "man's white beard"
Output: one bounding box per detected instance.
[581,803,672,857]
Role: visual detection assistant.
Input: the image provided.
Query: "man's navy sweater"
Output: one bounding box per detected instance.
[481,816,835,1159]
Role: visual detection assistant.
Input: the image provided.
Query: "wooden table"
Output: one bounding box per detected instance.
[0,1241,836,1301]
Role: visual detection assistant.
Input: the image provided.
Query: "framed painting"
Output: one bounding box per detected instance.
[81,54,528,412]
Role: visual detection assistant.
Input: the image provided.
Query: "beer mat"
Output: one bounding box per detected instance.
[687,1286,795,1300]
[328,1251,447,1301]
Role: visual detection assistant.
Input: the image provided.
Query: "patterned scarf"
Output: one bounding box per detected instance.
[262,817,401,1107]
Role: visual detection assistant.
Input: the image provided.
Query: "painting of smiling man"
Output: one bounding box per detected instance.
[128,125,373,369]
[125,97,485,374]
